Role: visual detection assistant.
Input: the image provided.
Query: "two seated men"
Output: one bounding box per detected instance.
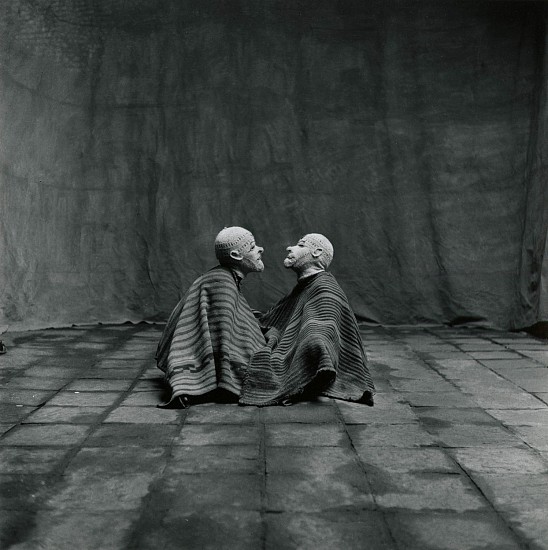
[156,226,375,408]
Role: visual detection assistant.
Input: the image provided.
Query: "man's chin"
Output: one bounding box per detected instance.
[240,259,264,273]
[283,259,294,268]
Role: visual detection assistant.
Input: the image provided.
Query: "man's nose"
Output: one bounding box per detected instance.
[257,246,264,254]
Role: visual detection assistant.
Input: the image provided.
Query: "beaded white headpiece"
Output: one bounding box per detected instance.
[301,233,334,269]
[215,227,254,262]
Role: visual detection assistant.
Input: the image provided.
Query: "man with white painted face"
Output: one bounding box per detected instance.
[156,227,266,408]
[240,233,375,407]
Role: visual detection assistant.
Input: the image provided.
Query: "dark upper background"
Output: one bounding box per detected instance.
[0,0,546,330]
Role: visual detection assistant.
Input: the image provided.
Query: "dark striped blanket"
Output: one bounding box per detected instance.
[240,271,375,406]
[156,266,265,405]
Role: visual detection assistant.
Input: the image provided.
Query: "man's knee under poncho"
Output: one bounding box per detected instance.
[156,266,265,404]
[240,271,376,406]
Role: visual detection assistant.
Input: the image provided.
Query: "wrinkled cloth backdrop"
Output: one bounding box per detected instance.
[0,0,547,330]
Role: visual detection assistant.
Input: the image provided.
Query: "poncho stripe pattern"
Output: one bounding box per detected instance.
[240,272,375,406]
[156,266,265,404]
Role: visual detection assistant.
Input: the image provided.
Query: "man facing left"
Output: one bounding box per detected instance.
[156,226,266,408]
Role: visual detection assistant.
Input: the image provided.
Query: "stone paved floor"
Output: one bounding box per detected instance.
[1,323,548,550]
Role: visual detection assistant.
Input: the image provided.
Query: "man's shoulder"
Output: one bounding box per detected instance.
[303,272,352,309]
[310,272,344,293]
[193,265,234,284]
[187,266,237,294]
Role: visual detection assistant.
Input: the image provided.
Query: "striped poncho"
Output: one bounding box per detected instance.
[240,271,375,406]
[156,266,265,405]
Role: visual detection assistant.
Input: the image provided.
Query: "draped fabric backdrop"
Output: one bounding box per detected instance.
[0,0,547,330]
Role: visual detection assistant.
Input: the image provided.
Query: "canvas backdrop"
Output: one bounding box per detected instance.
[0,0,547,330]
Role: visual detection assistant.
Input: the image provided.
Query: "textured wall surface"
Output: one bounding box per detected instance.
[0,0,546,330]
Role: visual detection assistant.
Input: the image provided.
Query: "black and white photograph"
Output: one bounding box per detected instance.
[1,1,547,549]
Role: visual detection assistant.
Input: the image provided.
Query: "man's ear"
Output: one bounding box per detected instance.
[229,250,243,261]
[311,247,323,258]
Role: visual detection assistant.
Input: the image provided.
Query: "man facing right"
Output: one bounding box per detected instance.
[240,233,375,407]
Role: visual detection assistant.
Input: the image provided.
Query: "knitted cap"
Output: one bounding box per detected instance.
[215,226,255,261]
[301,233,334,268]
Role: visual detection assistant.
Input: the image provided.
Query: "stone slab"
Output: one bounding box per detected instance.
[184,403,259,424]
[347,424,436,448]
[385,511,522,550]
[130,510,262,550]
[131,379,165,392]
[450,446,548,474]
[266,472,374,512]
[0,421,14,436]
[457,343,508,351]
[478,359,542,371]
[429,359,484,379]
[79,368,141,379]
[471,352,524,360]
[519,350,548,364]
[424,424,523,448]
[0,424,91,446]
[66,446,168,476]
[491,337,540,344]
[388,379,457,392]
[0,510,34,548]
[22,406,106,424]
[486,408,548,426]
[356,447,459,474]
[505,343,548,350]
[501,509,548,550]
[534,392,548,405]
[22,367,76,378]
[265,423,348,447]
[166,445,260,474]
[148,473,263,511]
[370,472,488,512]
[472,474,548,513]
[174,424,260,446]
[0,447,69,474]
[120,392,163,407]
[337,401,419,425]
[64,379,133,391]
[86,424,178,447]
[414,406,502,425]
[0,474,60,509]
[0,389,54,406]
[261,402,338,424]
[265,511,395,550]
[509,425,548,451]
[139,369,163,380]
[0,405,36,423]
[403,392,478,408]
[47,391,122,407]
[452,378,525,395]
[5,510,140,550]
[104,406,180,424]
[70,342,111,350]
[6,377,68,390]
[92,361,145,371]
[45,472,155,512]
[266,446,361,476]
[468,390,546,410]
[495,368,548,392]
[421,351,471,360]
[98,352,142,360]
